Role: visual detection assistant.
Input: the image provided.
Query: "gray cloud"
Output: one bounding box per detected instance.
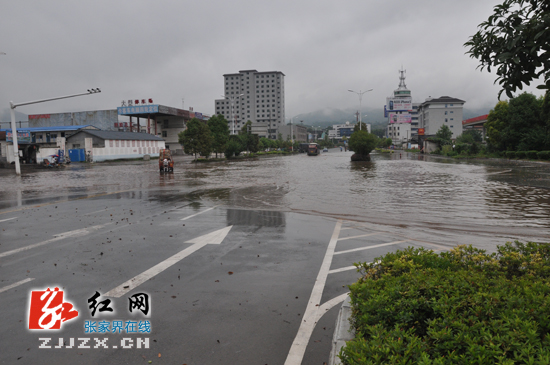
[0,0,545,121]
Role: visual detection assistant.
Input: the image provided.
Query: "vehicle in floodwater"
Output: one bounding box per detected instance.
[307,143,319,156]
[159,149,174,172]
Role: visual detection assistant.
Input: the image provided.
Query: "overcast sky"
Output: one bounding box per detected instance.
[0,0,545,122]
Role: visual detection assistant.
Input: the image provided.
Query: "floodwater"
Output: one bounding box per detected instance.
[1,149,549,251]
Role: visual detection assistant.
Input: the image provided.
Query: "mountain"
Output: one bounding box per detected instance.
[290,107,387,128]
[292,106,493,128]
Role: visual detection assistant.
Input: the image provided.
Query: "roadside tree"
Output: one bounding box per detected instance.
[179,118,212,160]
[353,122,368,132]
[239,121,259,153]
[507,92,542,151]
[224,135,244,158]
[208,114,229,158]
[485,100,510,151]
[465,0,550,98]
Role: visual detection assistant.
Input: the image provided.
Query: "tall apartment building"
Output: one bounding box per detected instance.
[214,70,285,138]
[417,96,465,139]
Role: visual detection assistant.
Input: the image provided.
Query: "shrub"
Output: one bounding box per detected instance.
[526,150,539,159]
[537,151,550,160]
[454,143,468,155]
[506,151,516,159]
[224,139,243,158]
[468,141,481,155]
[441,145,453,155]
[516,151,527,159]
[349,131,378,156]
[341,242,550,365]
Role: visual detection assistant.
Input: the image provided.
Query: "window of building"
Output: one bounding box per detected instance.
[162,131,167,137]
[445,118,448,122]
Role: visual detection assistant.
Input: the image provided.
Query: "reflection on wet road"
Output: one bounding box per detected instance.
[1,150,549,251]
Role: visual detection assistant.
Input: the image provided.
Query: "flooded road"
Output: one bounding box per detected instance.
[1,149,549,251]
[1,150,550,364]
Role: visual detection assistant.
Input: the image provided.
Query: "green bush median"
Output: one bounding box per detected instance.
[340,242,550,364]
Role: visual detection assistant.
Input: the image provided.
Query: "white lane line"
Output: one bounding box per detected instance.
[104,226,233,298]
[84,208,112,216]
[0,223,111,259]
[0,217,18,223]
[285,219,343,365]
[180,205,220,221]
[328,265,358,275]
[0,278,34,293]
[337,232,381,241]
[317,292,349,314]
[334,240,408,256]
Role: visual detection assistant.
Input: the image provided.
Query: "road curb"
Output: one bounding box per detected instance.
[328,295,354,365]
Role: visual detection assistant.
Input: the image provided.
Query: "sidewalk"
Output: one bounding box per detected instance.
[329,296,354,365]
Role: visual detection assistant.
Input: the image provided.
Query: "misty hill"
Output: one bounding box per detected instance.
[290,106,492,128]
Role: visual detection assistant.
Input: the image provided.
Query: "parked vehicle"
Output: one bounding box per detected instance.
[323,147,328,152]
[307,143,319,156]
[159,149,174,173]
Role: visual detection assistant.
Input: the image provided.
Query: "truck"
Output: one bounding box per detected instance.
[159,149,174,173]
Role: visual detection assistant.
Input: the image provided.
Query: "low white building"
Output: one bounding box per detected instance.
[329,122,371,140]
[418,96,465,139]
[66,130,165,162]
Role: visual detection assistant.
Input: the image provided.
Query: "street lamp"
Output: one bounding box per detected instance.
[221,93,244,135]
[348,88,373,130]
[9,88,101,175]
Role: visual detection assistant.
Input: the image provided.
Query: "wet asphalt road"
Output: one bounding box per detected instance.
[1,150,549,364]
[0,191,446,365]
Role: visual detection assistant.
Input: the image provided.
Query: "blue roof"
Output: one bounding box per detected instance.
[0,125,99,133]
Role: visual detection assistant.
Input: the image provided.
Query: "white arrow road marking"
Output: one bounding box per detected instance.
[0,217,18,223]
[0,223,111,259]
[104,226,233,298]
[0,278,35,294]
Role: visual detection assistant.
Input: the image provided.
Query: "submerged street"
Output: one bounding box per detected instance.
[1,150,549,364]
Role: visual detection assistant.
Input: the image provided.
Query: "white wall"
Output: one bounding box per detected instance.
[92,139,165,162]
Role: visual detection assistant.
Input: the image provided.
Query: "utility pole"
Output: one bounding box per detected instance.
[9,88,101,175]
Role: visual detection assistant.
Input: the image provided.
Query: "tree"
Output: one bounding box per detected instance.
[353,122,368,132]
[465,0,550,98]
[349,130,378,156]
[485,100,510,151]
[456,130,482,144]
[436,124,453,141]
[207,114,229,158]
[224,135,244,158]
[239,121,259,153]
[179,118,212,160]
[506,92,542,151]
[429,125,453,150]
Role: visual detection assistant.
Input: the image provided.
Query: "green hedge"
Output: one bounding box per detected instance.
[526,150,539,159]
[341,242,550,365]
[516,151,527,159]
[537,151,550,160]
[505,151,516,159]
